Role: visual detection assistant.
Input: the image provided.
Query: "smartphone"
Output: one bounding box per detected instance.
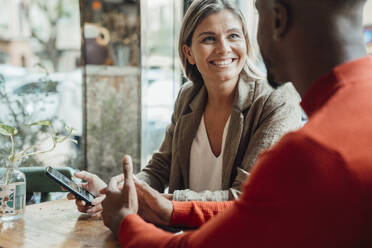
[45,166,95,205]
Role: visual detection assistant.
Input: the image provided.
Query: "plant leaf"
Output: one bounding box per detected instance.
[54,135,65,143]
[28,120,52,126]
[65,126,73,134]
[0,124,18,136]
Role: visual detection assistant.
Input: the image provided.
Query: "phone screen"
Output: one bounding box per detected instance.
[45,166,95,205]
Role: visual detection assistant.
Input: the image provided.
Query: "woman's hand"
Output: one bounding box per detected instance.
[135,179,173,226]
[162,193,173,200]
[66,171,107,218]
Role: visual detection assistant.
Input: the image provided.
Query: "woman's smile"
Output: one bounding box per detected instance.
[209,58,237,67]
[183,9,247,85]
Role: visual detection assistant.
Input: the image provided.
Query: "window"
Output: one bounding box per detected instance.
[80,0,141,181]
[0,0,82,168]
[364,0,372,55]
[140,0,183,167]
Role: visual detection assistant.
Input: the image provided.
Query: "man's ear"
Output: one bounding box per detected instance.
[272,2,290,40]
[182,44,196,65]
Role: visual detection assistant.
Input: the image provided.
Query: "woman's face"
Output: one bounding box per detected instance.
[183,10,247,85]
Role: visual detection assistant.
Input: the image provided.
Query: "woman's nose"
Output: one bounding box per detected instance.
[215,38,231,54]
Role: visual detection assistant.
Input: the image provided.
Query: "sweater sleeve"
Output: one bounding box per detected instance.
[171,200,234,227]
[118,214,184,248]
[117,132,364,248]
[172,189,230,201]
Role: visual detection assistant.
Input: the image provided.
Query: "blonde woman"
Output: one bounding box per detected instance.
[135,0,301,201]
[69,0,301,216]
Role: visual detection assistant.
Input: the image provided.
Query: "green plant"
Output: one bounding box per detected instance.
[0,72,58,167]
[0,120,76,184]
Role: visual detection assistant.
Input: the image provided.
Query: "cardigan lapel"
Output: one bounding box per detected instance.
[175,86,207,189]
[221,78,255,189]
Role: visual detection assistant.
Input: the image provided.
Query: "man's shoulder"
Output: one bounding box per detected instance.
[241,129,348,199]
[262,130,336,158]
[302,78,372,152]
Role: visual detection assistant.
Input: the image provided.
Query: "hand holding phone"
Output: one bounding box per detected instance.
[45,166,96,206]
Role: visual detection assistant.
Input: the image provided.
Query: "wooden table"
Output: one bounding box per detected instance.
[0,199,120,248]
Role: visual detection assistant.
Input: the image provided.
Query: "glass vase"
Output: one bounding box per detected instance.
[0,160,26,222]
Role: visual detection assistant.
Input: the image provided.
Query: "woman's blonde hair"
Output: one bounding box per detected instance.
[179,0,264,84]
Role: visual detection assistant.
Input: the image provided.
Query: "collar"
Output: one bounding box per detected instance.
[301,56,372,117]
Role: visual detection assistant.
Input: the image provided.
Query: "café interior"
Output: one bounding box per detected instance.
[0,0,372,247]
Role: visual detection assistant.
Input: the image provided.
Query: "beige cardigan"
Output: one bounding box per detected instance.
[136,78,302,201]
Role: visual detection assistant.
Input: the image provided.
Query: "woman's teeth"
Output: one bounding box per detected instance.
[210,59,235,66]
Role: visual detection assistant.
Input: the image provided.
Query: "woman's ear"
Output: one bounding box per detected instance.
[182,44,196,65]
[272,2,290,41]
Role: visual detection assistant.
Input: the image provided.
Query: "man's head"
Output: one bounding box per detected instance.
[255,0,367,91]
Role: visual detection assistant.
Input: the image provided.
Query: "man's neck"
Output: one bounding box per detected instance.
[284,3,368,97]
[289,40,367,97]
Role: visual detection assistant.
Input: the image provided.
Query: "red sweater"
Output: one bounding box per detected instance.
[118,56,372,247]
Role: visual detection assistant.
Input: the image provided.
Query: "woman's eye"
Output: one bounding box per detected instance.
[229,33,240,39]
[201,36,215,43]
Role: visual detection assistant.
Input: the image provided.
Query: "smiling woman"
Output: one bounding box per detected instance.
[179,0,263,85]
[182,10,248,88]
[135,0,302,201]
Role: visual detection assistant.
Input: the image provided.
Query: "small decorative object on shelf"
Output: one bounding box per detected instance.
[0,121,76,222]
